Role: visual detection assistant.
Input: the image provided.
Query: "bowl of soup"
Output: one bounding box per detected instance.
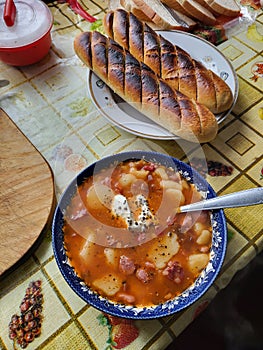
[52,151,227,319]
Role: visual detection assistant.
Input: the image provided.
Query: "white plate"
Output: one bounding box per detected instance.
[88,30,238,140]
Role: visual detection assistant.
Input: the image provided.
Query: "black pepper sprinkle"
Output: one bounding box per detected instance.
[8,280,43,349]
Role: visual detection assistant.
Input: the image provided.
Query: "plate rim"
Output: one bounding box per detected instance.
[87,72,176,140]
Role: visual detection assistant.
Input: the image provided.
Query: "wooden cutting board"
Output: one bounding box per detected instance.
[0,109,55,276]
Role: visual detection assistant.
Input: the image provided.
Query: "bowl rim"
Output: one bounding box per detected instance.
[52,151,227,319]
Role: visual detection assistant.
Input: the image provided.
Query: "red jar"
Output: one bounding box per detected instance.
[0,0,53,66]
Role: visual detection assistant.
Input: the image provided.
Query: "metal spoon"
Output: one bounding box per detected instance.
[178,187,263,213]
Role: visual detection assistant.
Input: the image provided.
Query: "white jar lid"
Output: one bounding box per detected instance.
[0,0,53,48]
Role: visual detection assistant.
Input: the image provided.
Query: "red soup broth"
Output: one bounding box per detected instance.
[63,159,212,307]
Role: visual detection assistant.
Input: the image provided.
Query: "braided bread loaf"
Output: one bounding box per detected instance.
[103,9,233,114]
[74,31,218,143]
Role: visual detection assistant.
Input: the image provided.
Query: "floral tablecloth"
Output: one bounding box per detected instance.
[1,1,263,349]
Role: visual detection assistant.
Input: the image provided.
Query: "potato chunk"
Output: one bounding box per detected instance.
[86,184,114,210]
[104,248,119,267]
[130,168,149,179]
[155,166,168,180]
[193,222,205,234]
[196,229,211,245]
[148,232,180,269]
[165,188,185,207]
[161,180,182,191]
[92,274,122,296]
[188,253,209,275]
[79,239,95,262]
[118,173,136,187]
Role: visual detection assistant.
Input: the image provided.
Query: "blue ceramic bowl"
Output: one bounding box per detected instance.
[52,151,227,319]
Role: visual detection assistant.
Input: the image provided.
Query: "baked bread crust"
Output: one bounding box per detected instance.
[131,0,196,30]
[120,0,152,21]
[176,0,217,25]
[161,0,190,16]
[74,31,218,143]
[120,0,196,30]
[205,0,241,17]
[104,9,234,114]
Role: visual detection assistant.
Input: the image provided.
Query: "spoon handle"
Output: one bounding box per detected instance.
[178,187,263,213]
